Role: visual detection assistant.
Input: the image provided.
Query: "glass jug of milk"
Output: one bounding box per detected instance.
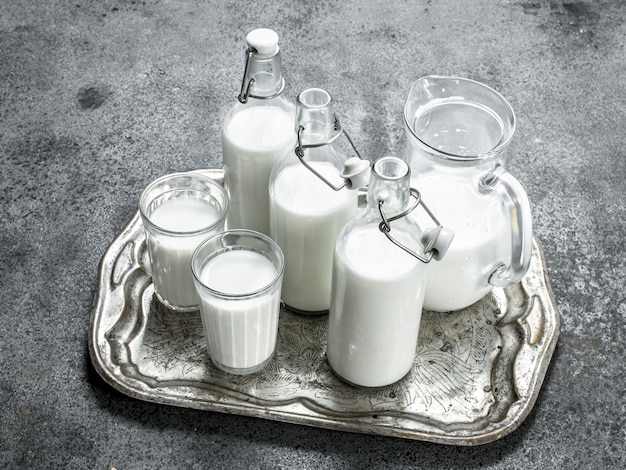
[327,156,453,388]
[269,87,370,315]
[222,28,296,236]
[404,76,533,312]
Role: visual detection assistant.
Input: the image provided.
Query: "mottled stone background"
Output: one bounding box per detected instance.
[1,0,624,468]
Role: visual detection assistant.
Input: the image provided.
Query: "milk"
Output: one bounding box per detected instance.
[411,176,509,311]
[147,197,220,309]
[327,225,426,387]
[197,250,281,371]
[222,105,296,236]
[271,162,357,312]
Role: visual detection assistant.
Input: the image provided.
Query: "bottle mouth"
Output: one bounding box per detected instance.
[373,156,409,180]
[298,88,332,109]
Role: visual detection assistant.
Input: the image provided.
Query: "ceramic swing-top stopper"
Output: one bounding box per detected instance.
[246,28,280,58]
[422,227,455,261]
[340,157,371,190]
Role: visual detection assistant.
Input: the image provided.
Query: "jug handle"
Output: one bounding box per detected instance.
[479,165,533,287]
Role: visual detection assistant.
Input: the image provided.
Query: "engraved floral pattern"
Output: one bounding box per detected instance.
[132,276,504,425]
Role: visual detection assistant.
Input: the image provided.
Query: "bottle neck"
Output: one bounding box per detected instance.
[367,157,411,212]
[296,88,335,145]
[246,50,285,98]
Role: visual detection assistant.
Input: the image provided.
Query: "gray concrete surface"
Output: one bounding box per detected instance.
[1,0,625,468]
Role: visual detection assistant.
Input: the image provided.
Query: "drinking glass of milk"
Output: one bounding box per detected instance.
[139,172,228,312]
[269,87,370,315]
[222,28,296,236]
[404,76,532,312]
[327,156,453,388]
[191,230,284,375]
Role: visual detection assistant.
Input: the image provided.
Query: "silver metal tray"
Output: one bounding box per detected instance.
[89,169,560,446]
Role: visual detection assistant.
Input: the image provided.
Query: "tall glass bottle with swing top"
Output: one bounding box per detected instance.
[222,28,296,236]
[269,87,370,315]
[327,156,454,388]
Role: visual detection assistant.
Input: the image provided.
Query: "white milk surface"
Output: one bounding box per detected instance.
[271,162,357,312]
[328,225,426,387]
[412,176,509,311]
[222,105,295,236]
[147,197,220,309]
[198,250,280,370]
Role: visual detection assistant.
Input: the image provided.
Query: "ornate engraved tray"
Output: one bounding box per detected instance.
[89,169,560,446]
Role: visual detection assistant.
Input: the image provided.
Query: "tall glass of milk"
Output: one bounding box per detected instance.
[327,156,450,388]
[191,230,284,375]
[222,28,296,236]
[139,172,229,312]
[269,88,369,315]
[404,76,533,312]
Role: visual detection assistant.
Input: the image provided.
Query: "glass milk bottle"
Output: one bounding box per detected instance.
[404,76,533,312]
[222,28,296,236]
[327,156,453,388]
[269,88,370,315]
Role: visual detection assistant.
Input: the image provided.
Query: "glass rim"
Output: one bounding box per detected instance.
[191,229,285,299]
[403,75,516,162]
[373,156,409,180]
[139,171,229,237]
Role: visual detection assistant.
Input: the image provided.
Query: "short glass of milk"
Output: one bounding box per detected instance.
[139,172,228,312]
[191,230,284,375]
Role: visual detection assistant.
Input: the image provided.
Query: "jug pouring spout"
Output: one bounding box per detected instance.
[404,75,515,162]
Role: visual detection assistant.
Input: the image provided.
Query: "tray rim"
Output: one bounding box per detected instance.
[88,168,560,446]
